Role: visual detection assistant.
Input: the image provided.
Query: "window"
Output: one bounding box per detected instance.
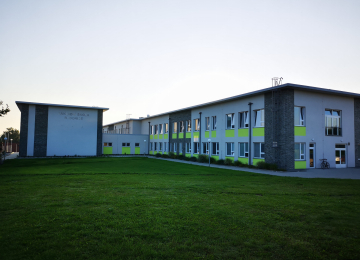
[294,107,305,126]
[154,142,157,151]
[239,112,249,128]
[205,117,210,131]
[155,125,158,134]
[164,142,167,152]
[194,119,200,131]
[294,143,305,160]
[122,143,130,147]
[150,142,153,150]
[179,143,182,153]
[212,142,219,155]
[135,143,139,147]
[226,113,235,129]
[187,120,191,132]
[202,142,209,154]
[239,142,249,157]
[165,123,169,133]
[159,142,163,151]
[180,121,184,132]
[194,142,199,154]
[255,109,264,127]
[212,116,217,130]
[159,124,163,134]
[173,122,178,133]
[325,109,341,136]
[254,143,265,158]
[104,142,108,146]
[150,125,153,135]
[186,143,191,153]
[226,142,234,156]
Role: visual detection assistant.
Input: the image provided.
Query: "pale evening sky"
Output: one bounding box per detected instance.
[1,0,360,134]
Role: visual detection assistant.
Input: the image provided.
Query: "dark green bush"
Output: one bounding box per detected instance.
[255,161,278,171]
[189,157,197,162]
[178,155,185,160]
[233,160,243,167]
[216,159,225,165]
[210,157,216,164]
[184,156,191,161]
[161,153,170,158]
[155,153,162,157]
[197,154,208,163]
[224,158,233,166]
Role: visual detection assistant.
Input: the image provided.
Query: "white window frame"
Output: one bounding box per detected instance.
[194,142,200,154]
[212,116,217,130]
[150,125,153,135]
[154,142,157,151]
[187,120,191,132]
[186,143,191,153]
[325,109,341,136]
[294,107,305,126]
[164,142,167,152]
[226,113,235,129]
[173,143,177,153]
[205,117,210,131]
[254,143,265,158]
[212,142,219,155]
[155,125,158,134]
[226,142,234,156]
[173,122,178,133]
[165,123,169,133]
[254,109,265,127]
[159,124,163,134]
[239,142,249,157]
[202,142,209,154]
[194,119,200,131]
[150,142,153,151]
[159,142,163,151]
[239,111,249,128]
[295,143,305,160]
[179,121,184,133]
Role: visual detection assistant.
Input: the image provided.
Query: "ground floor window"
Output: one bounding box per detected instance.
[294,143,305,160]
[122,143,130,147]
[194,142,200,154]
[212,142,219,155]
[135,143,139,147]
[226,142,234,156]
[173,143,177,153]
[104,142,112,146]
[239,142,248,157]
[164,142,168,152]
[202,142,209,154]
[254,143,265,158]
[150,142,153,150]
[159,142,163,151]
[179,143,182,153]
[154,142,157,151]
[186,143,191,153]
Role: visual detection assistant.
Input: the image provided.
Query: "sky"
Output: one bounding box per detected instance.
[1,0,360,135]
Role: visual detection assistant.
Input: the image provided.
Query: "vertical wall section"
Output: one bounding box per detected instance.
[355,98,360,168]
[97,110,103,156]
[34,105,48,157]
[169,110,191,154]
[265,88,295,170]
[19,104,29,157]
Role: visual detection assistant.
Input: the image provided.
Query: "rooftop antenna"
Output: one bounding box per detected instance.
[272,77,283,87]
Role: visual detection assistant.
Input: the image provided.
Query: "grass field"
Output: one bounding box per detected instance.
[1,157,359,259]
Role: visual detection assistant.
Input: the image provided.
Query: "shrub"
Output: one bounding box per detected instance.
[155,153,162,157]
[233,160,243,167]
[216,159,225,165]
[224,158,233,166]
[178,155,185,160]
[255,161,278,171]
[197,154,208,163]
[168,152,175,158]
[161,153,170,158]
[189,156,197,162]
[210,157,216,164]
[256,161,267,169]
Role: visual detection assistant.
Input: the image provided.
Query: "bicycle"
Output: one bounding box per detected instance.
[320,159,330,169]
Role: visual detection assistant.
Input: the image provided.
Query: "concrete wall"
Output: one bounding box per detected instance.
[18,104,29,157]
[169,110,191,155]
[146,114,170,154]
[294,90,356,168]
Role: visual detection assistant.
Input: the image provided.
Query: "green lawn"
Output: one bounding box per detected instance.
[1,157,359,259]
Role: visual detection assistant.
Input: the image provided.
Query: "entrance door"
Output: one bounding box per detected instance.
[335,144,346,168]
[309,143,315,168]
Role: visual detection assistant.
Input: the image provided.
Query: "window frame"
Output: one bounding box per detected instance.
[159,124,163,134]
[226,113,235,129]
[254,143,265,158]
[294,143,305,160]
[239,111,249,128]
[173,122,178,133]
[202,142,209,154]
[212,116,217,130]
[212,142,220,155]
[193,142,200,154]
[165,123,169,133]
[254,109,265,127]
[194,118,200,131]
[226,142,235,156]
[179,121,184,133]
[187,120,191,132]
[238,142,249,157]
[325,109,342,136]
[186,142,191,153]
[205,117,210,131]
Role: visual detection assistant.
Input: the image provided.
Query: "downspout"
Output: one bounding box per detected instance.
[248,102,253,165]
[148,122,150,154]
[199,112,202,154]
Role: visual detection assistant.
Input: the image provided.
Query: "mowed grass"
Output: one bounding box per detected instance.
[0,157,359,260]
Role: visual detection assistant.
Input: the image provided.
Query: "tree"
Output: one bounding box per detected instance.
[0,101,10,117]
[1,128,20,143]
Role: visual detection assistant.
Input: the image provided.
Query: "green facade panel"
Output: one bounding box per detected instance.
[238,157,248,164]
[253,128,265,136]
[225,129,235,137]
[211,131,217,138]
[103,147,113,155]
[186,132,191,138]
[172,133,177,139]
[159,134,163,139]
[150,135,153,140]
[205,131,209,138]
[164,134,168,139]
[238,128,249,137]
[154,135,158,139]
[135,147,140,155]
[179,133,184,139]
[294,126,306,136]
[225,156,234,161]
[122,147,131,154]
[295,161,307,169]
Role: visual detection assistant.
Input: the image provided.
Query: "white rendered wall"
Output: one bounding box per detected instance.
[47,106,98,156]
[27,105,36,156]
[294,90,355,168]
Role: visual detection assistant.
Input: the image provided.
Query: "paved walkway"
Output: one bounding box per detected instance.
[151,157,360,179]
[4,152,19,160]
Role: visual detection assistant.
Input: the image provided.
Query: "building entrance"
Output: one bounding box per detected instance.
[335,144,346,168]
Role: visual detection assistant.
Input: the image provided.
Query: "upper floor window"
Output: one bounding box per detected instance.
[155,125,158,134]
[179,121,184,132]
[122,143,130,147]
[187,120,191,132]
[212,116,217,130]
[294,107,305,126]
[165,123,169,133]
[194,118,200,131]
[173,122,178,133]
[254,109,264,127]
[205,117,210,131]
[159,124,163,134]
[150,125,153,135]
[239,111,249,128]
[325,109,341,136]
[226,113,235,129]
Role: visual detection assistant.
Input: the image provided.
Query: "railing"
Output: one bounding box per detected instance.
[325,127,341,136]
[103,128,131,134]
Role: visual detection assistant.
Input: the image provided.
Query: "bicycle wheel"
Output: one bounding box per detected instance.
[326,162,330,169]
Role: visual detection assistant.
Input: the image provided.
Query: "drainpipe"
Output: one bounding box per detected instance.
[248,102,253,166]
[148,122,150,154]
[199,112,202,154]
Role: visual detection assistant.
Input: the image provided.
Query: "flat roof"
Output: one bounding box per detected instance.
[16,101,109,112]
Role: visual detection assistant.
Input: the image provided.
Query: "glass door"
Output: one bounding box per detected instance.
[335,144,346,168]
[309,143,315,168]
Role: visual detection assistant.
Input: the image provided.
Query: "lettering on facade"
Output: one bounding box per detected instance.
[59,111,90,120]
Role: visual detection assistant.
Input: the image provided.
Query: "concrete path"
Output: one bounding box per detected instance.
[151,157,360,179]
[4,152,19,160]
